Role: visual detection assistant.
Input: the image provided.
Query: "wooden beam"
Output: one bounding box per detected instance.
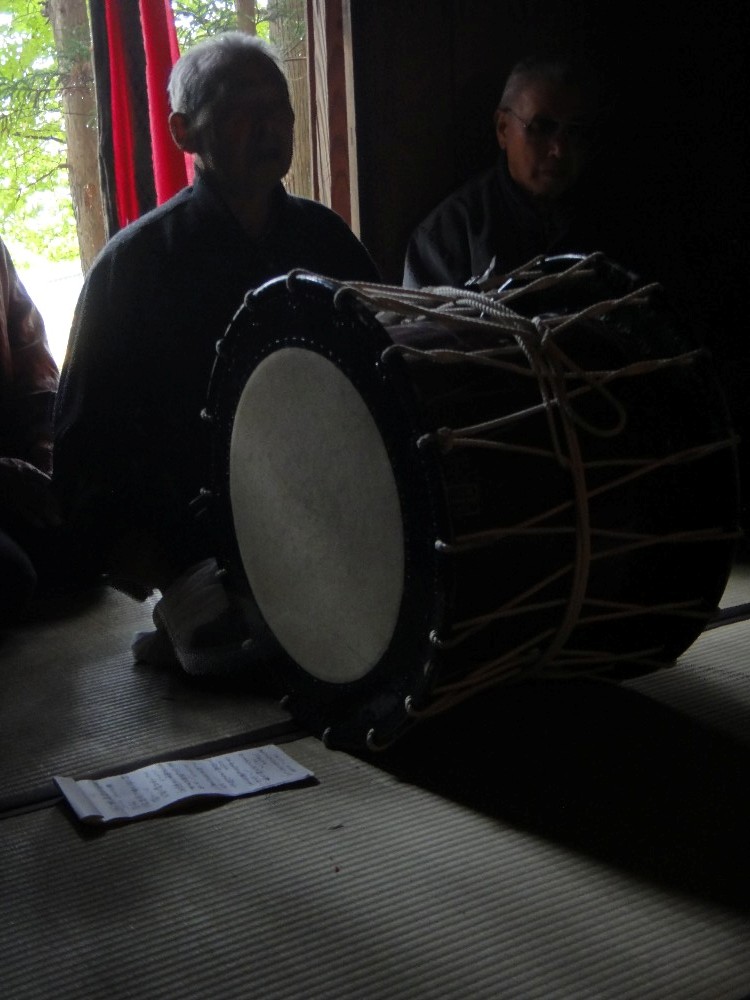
[307,0,357,229]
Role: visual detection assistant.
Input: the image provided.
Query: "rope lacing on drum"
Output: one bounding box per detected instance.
[342,257,608,686]
[327,255,739,721]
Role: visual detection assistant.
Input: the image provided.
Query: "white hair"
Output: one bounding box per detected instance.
[168,31,286,116]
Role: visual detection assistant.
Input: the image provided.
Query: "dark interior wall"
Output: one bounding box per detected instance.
[349,0,749,512]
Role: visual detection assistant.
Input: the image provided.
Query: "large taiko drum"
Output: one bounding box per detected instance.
[203,253,739,751]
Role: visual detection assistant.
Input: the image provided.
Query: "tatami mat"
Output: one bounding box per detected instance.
[617,546,750,745]
[1,737,748,1000]
[1,562,749,999]
[627,618,750,744]
[716,556,750,627]
[0,587,295,807]
[719,554,750,608]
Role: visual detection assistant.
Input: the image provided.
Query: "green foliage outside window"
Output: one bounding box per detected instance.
[0,0,72,265]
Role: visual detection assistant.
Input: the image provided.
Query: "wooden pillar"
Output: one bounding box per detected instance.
[269,1,312,199]
[306,0,358,230]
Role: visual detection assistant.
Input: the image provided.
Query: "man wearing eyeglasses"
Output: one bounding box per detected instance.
[403,55,601,288]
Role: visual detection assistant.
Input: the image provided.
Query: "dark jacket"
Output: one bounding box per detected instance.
[54,174,380,570]
[403,154,603,289]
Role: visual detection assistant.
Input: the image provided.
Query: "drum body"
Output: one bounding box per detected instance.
[205,259,738,750]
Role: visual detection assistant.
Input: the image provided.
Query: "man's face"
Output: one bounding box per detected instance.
[192,54,294,197]
[495,80,589,201]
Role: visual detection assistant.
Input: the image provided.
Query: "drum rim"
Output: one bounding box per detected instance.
[206,272,453,746]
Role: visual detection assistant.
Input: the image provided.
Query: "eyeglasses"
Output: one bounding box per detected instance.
[502,107,589,145]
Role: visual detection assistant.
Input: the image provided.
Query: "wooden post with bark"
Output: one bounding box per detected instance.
[44,0,106,272]
[268,1,313,199]
[236,1,258,34]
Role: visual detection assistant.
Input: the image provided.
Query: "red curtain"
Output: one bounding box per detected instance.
[104,1,141,229]
[139,0,193,202]
[95,0,189,235]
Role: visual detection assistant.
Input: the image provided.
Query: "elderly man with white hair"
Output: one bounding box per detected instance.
[54,32,379,597]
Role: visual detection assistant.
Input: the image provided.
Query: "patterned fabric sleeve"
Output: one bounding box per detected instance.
[0,239,59,473]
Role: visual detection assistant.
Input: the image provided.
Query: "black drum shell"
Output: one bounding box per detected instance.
[205,264,739,750]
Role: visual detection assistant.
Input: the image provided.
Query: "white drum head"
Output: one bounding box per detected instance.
[229,347,405,683]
